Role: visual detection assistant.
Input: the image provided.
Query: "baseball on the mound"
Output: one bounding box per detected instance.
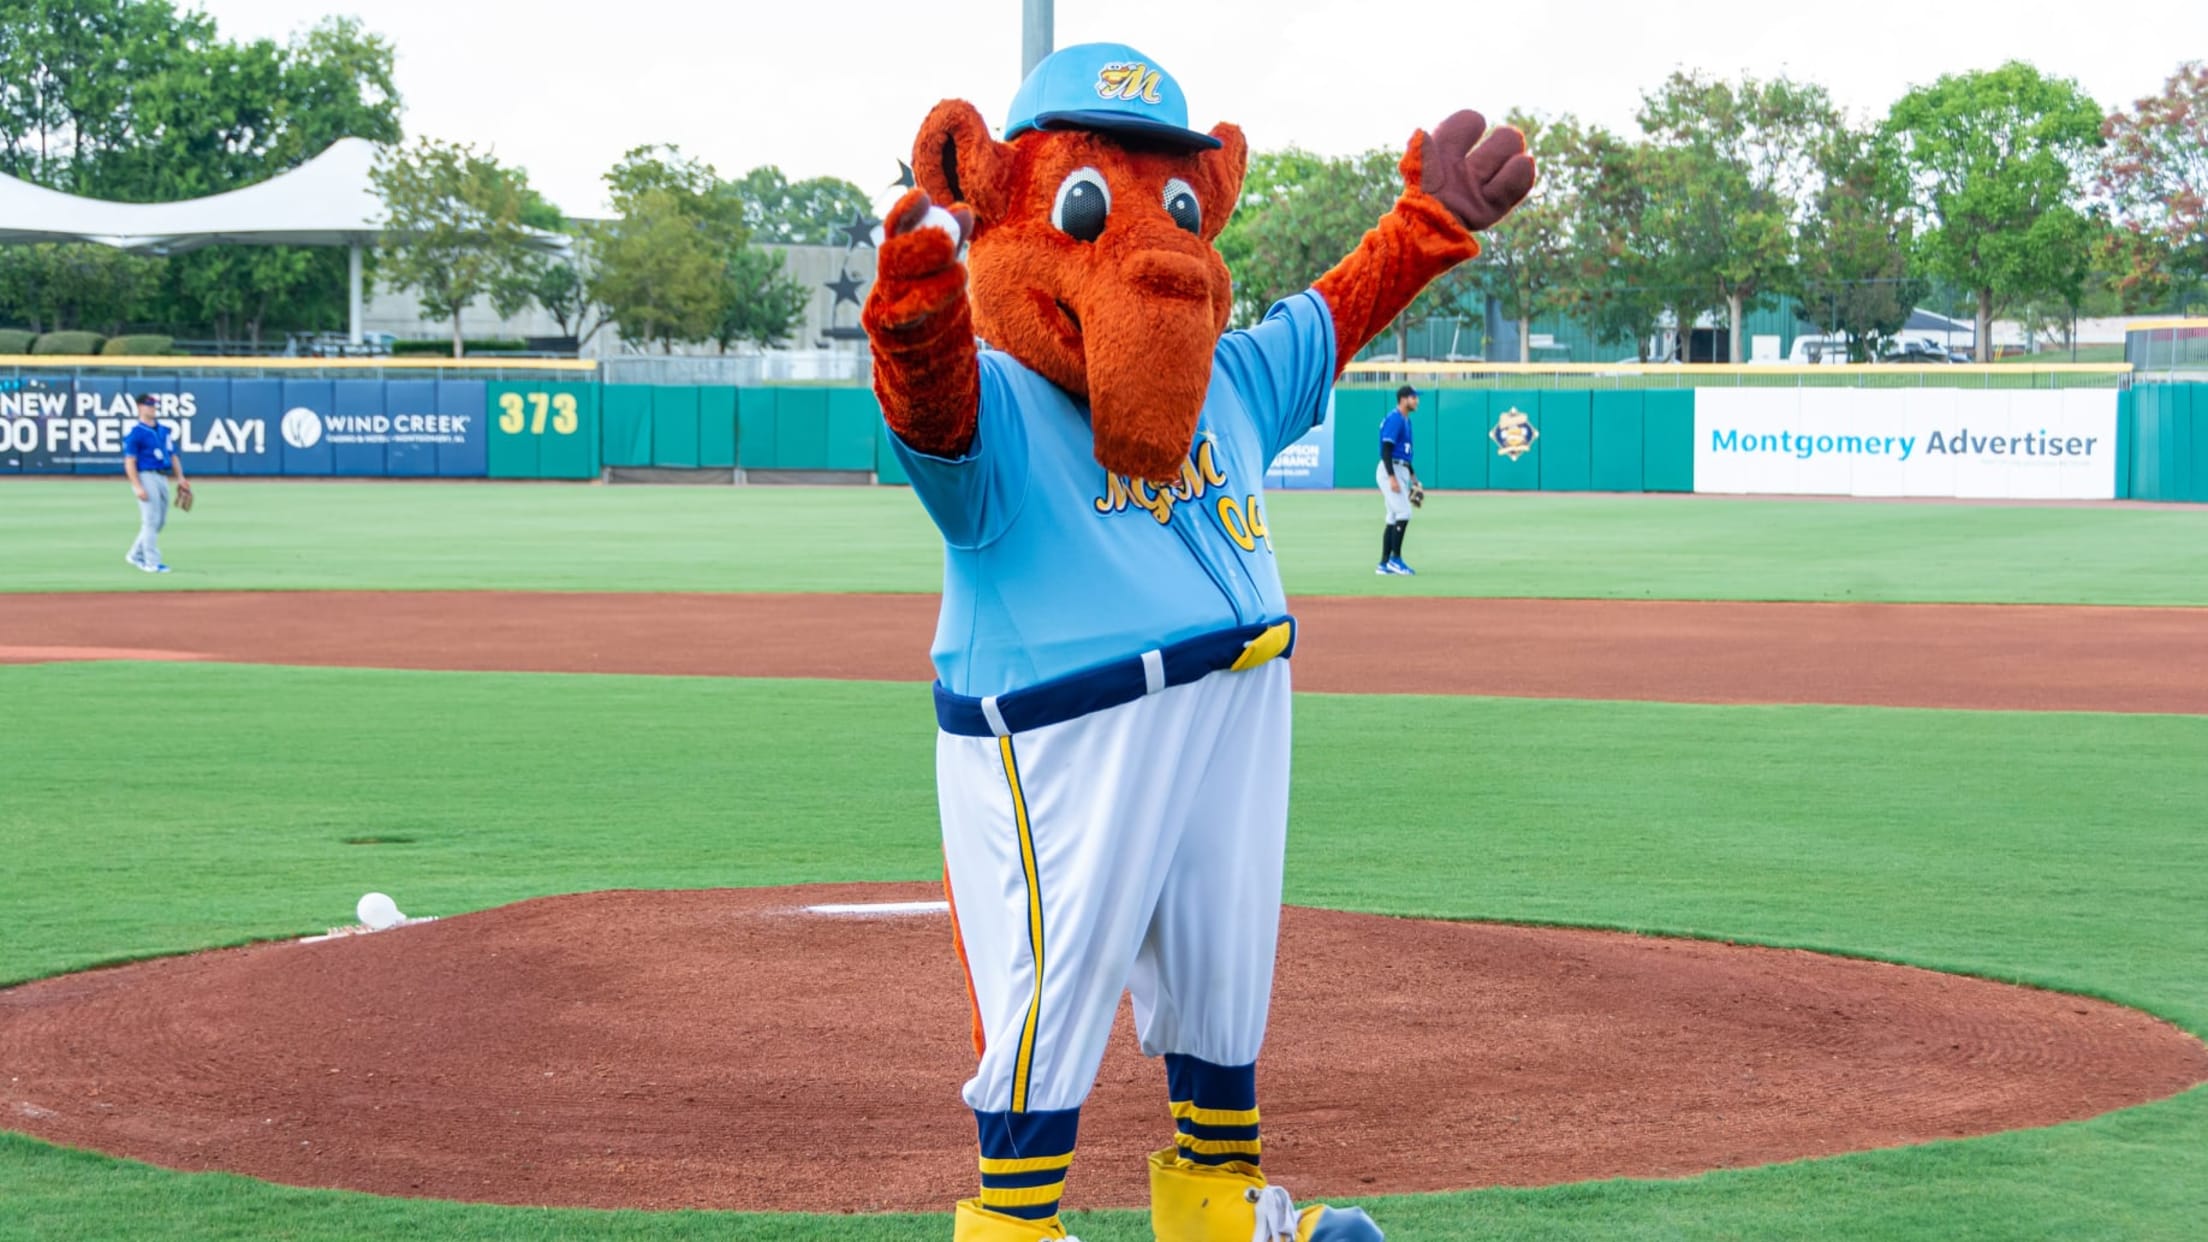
[356,892,404,931]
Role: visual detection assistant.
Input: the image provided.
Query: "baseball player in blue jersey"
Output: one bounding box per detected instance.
[861,41,1534,1242]
[123,393,186,573]
[1376,386,1420,575]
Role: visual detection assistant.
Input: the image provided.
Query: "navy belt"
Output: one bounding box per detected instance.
[934,617,1296,738]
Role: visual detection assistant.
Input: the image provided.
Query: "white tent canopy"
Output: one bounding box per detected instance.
[0,138,570,343]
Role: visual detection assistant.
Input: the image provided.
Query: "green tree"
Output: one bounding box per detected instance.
[714,246,809,351]
[1554,124,1670,360]
[587,190,726,351]
[528,251,610,348]
[1881,62,2104,361]
[1221,147,1401,340]
[272,16,402,163]
[0,6,404,345]
[1639,71,1840,361]
[1472,112,1581,361]
[2096,60,2207,312]
[588,147,739,351]
[731,166,874,246]
[587,145,808,353]
[371,137,545,357]
[1795,126,1923,359]
[0,0,210,193]
[0,243,160,333]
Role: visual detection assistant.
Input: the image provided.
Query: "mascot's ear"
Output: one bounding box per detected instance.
[913,99,1014,225]
[1192,122,1247,243]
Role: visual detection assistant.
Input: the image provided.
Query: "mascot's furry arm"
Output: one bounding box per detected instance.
[861,194,980,459]
[1314,110,1534,373]
[862,109,1534,458]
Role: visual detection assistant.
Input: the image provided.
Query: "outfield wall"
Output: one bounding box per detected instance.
[4,375,2202,502]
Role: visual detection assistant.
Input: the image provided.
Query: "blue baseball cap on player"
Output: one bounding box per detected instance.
[1003,42,1222,151]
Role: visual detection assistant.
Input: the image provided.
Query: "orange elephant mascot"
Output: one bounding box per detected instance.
[862,42,1534,1242]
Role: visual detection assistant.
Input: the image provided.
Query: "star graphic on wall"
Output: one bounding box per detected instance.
[825,267,867,308]
[894,159,916,189]
[838,211,879,250]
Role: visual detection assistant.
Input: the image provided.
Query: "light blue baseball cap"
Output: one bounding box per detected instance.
[1003,42,1221,151]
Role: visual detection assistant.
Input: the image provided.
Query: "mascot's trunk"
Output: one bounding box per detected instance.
[1082,250,1223,483]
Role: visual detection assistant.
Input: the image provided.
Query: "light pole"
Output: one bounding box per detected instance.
[1022,0,1053,80]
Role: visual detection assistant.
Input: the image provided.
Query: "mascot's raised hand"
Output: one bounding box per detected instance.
[860,41,1533,1242]
[1420,109,1537,233]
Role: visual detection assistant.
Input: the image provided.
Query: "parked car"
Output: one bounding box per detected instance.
[1787,336,1852,364]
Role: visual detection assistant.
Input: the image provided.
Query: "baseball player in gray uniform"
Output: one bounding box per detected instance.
[123,393,186,573]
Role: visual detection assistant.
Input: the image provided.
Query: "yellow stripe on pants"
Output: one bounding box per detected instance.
[1001,736,1045,1113]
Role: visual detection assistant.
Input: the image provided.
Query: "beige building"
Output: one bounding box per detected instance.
[360,240,878,375]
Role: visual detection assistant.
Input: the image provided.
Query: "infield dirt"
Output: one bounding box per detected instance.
[6,591,2207,712]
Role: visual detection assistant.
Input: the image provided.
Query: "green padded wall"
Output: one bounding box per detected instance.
[485,383,539,478]
[1589,391,1644,492]
[2192,386,2208,503]
[737,387,779,468]
[1536,390,1592,490]
[538,385,601,479]
[487,382,601,479]
[826,388,881,471]
[1333,389,1393,489]
[1430,388,1487,489]
[2133,385,2170,500]
[601,385,653,469]
[2114,388,2134,500]
[1642,390,1695,492]
[650,387,701,468]
[699,387,737,468]
[876,421,910,485]
[774,389,830,470]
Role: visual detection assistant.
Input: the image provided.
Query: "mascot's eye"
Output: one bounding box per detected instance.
[1052,168,1110,243]
[1163,178,1201,234]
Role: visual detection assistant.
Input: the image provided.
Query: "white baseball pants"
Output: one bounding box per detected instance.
[130,474,170,566]
[1377,461,1413,523]
[939,659,1292,1115]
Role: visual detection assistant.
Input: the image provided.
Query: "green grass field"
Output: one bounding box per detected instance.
[3,664,2204,1241]
[5,479,2208,603]
[3,482,2205,1240]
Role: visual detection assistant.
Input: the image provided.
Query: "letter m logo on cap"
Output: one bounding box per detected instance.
[1096,62,1164,105]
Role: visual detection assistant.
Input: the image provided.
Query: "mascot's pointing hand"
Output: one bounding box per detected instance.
[1417,110,1536,233]
[869,189,975,333]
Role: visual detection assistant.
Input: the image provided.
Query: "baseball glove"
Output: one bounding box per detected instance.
[1408,481,1425,509]
[175,481,193,513]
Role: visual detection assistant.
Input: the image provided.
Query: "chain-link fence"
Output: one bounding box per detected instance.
[2126,320,2208,378]
[1339,361,2132,390]
[596,350,868,387]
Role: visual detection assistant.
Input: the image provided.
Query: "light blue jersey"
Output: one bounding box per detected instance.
[894,289,1336,698]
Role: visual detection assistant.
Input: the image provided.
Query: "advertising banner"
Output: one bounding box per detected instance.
[0,377,485,477]
[1694,389,2118,500]
[1265,391,1336,490]
[1,378,272,476]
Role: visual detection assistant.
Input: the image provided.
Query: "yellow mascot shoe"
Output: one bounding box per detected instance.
[1147,1148,1384,1242]
[953,1197,1075,1241]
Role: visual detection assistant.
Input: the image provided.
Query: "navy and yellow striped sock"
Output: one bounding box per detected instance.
[1165,1054,1261,1172]
[974,1107,1079,1224]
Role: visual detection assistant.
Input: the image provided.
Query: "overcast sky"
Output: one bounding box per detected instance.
[193,0,2207,218]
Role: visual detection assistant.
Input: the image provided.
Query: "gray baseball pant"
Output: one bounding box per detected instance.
[130,474,169,567]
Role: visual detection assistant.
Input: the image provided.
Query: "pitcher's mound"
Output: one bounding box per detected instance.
[3,884,2202,1212]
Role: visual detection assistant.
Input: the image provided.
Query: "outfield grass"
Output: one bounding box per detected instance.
[4,662,2203,1241]
[5,479,2208,604]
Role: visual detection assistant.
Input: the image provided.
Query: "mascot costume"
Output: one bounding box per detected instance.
[862,41,1534,1242]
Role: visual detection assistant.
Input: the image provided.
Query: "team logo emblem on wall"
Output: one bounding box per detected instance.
[1096,62,1164,104]
[1490,407,1538,460]
[280,406,324,450]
